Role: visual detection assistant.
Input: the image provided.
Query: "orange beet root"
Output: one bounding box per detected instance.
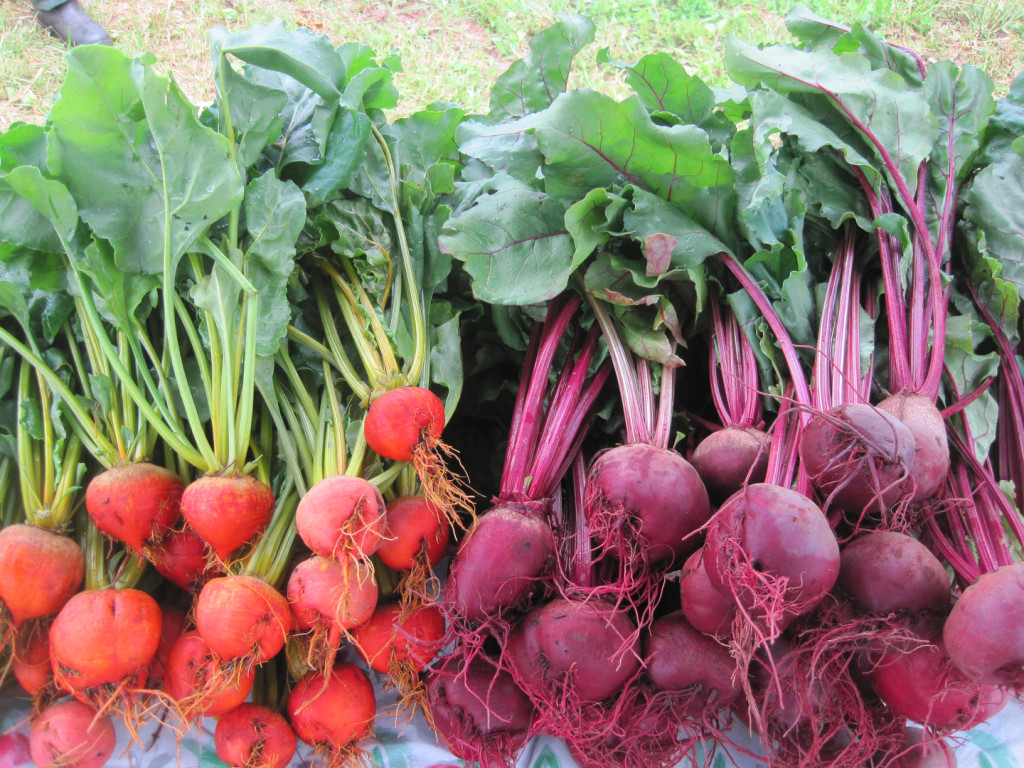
[364,386,445,462]
[0,525,84,629]
[85,462,184,554]
[181,474,275,562]
[196,575,294,665]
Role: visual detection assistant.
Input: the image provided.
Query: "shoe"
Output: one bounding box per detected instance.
[36,0,113,47]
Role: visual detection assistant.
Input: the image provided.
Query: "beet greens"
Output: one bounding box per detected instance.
[3,6,1024,768]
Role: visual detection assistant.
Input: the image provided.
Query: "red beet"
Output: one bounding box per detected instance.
[870,639,1008,730]
[584,443,711,564]
[877,393,950,503]
[704,483,840,634]
[896,725,958,768]
[942,563,1024,687]
[643,611,740,708]
[838,531,951,618]
[799,403,916,516]
[444,500,556,624]
[678,547,736,638]
[691,427,771,503]
[506,596,641,703]
[427,653,535,766]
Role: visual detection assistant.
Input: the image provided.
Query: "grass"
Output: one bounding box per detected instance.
[1,0,1023,132]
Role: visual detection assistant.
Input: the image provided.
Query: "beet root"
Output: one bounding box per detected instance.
[215,702,297,768]
[678,547,736,639]
[877,393,950,503]
[838,531,951,619]
[744,634,907,768]
[584,443,711,565]
[444,501,555,624]
[703,483,840,637]
[895,725,958,768]
[0,524,84,629]
[942,563,1024,688]
[642,611,740,710]
[799,402,916,520]
[869,639,1009,731]
[49,588,163,705]
[85,462,184,554]
[426,653,535,767]
[29,699,116,768]
[506,596,641,704]
[181,474,275,562]
[690,427,770,504]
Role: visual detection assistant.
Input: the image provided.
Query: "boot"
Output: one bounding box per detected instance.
[36,0,113,47]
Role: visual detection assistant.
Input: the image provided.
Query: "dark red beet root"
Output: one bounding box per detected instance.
[869,639,1008,730]
[749,635,906,768]
[427,654,535,767]
[838,531,951,617]
[942,563,1024,688]
[564,681,700,768]
[877,393,950,503]
[584,443,711,564]
[799,403,916,516]
[506,596,641,703]
[896,725,957,768]
[678,547,736,638]
[704,483,840,632]
[643,611,740,708]
[444,501,555,624]
[85,462,184,554]
[691,427,770,503]
[215,703,297,768]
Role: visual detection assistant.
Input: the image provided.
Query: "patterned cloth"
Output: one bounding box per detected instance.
[2,683,1022,768]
